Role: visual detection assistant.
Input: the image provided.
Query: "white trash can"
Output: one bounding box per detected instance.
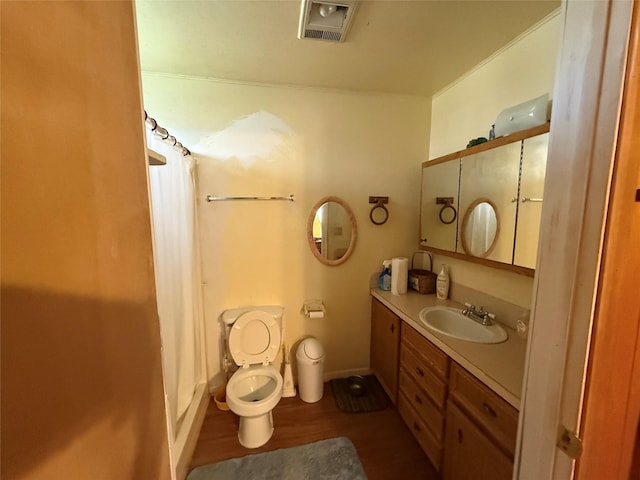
[296,338,325,403]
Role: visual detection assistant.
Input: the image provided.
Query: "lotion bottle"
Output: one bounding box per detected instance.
[436,264,450,300]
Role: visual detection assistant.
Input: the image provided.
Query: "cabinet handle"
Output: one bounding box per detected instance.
[390,324,395,333]
[415,367,424,377]
[457,428,463,443]
[482,402,497,417]
[413,422,421,432]
[415,394,422,404]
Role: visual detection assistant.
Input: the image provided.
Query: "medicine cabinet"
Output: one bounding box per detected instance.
[419,123,549,275]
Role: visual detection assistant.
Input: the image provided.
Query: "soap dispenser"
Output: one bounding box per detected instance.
[436,264,450,300]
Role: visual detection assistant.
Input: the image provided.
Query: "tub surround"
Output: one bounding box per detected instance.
[371,288,526,409]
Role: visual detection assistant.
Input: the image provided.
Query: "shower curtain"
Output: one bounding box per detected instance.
[147,130,204,435]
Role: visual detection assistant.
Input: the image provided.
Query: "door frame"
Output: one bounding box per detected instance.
[574,1,640,477]
[516,0,635,478]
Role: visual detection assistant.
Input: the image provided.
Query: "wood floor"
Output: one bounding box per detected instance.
[189,382,440,479]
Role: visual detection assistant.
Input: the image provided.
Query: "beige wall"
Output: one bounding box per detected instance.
[141,74,430,387]
[1,2,170,479]
[427,12,561,308]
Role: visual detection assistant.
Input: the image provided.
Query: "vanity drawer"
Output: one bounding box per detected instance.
[401,344,447,409]
[449,363,519,457]
[398,392,443,471]
[401,323,449,380]
[399,369,445,440]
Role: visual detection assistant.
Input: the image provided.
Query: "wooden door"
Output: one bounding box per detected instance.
[574,2,640,478]
[514,132,549,269]
[458,141,521,264]
[370,298,399,403]
[443,402,513,480]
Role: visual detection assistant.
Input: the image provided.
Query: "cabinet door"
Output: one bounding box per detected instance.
[458,142,521,264]
[514,132,549,268]
[420,159,460,252]
[443,401,513,480]
[370,298,399,403]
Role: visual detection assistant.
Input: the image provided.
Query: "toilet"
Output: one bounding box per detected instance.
[222,306,283,448]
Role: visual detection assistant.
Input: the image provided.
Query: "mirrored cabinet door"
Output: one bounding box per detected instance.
[457,142,521,264]
[420,159,460,252]
[514,133,549,268]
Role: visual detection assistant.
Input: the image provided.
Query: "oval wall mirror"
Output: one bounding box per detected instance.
[461,198,500,258]
[307,196,357,266]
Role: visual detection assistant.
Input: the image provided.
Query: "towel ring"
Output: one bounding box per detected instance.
[370,202,389,225]
[439,203,457,225]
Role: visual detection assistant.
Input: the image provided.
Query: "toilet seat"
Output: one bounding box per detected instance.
[229,310,281,367]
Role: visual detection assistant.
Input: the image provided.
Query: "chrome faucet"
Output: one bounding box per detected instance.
[462,303,496,326]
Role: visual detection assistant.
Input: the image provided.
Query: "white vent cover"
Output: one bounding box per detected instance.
[298,0,359,43]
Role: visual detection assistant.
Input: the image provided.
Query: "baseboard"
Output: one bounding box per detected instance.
[210,368,373,390]
[323,368,372,382]
[174,383,210,480]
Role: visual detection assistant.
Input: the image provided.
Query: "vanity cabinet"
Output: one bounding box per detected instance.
[369,298,520,476]
[514,132,549,268]
[420,123,550,275]
[443,363,519,480]
[458,142,522,264]
[443,401,514,480]
[370,298,400,403]
[420,158,460,252]
[397,323,450,471]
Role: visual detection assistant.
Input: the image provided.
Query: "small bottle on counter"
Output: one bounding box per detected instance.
[516,311,530,339]
[378,260,392,291]
[436,264,450,300]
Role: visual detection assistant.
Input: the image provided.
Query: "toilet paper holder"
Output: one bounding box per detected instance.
[303,300,325,318]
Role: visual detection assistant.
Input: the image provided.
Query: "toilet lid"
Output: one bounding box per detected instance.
[229,310,281,367]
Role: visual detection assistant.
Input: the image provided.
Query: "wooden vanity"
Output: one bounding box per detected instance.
[370,293,524,480]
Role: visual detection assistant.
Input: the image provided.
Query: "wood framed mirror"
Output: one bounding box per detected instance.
[460,198,500,258]
[307,196,357,266]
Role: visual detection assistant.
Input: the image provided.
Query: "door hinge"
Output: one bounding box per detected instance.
[557,427,583,459]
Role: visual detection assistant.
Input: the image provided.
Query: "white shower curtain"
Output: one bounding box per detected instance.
[147,131,204,435]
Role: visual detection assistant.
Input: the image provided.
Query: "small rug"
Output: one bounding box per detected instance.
[186,437,367,480]
[330,375,389,413]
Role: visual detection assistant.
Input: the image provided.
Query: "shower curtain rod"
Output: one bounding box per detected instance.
[144,111,191,156]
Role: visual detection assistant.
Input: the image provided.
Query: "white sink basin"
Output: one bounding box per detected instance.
[418,306,507,344]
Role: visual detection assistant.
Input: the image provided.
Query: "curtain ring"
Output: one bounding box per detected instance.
[370,202,389,225]
[439,203,457,224]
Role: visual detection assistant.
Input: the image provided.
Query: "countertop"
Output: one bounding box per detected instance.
[371,288,527,409]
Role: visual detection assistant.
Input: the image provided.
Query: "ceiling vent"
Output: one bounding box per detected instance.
[298,0,359,43]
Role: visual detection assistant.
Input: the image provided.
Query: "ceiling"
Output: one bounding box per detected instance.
[135,0,559,98]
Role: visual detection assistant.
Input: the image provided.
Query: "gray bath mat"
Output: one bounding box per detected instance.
[330,375,389,413]
[186,437,367,480]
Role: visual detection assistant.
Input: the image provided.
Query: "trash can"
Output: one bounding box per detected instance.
[296,338,325,403]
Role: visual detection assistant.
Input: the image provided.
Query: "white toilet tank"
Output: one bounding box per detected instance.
[221,306,283,327]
